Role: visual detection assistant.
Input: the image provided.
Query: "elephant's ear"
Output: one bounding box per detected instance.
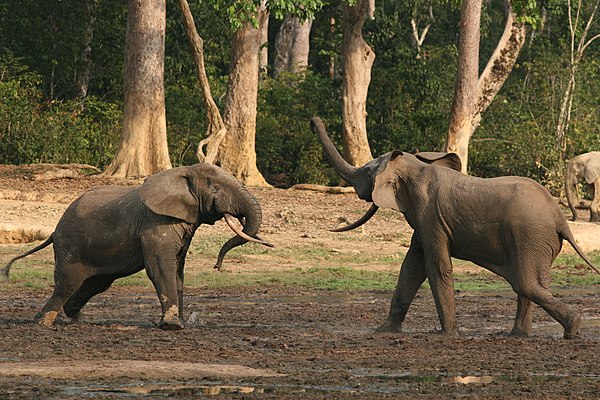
[584,157,600,184]
[415,152,462,172]
[138,168,198,224]
[372,154,408,213]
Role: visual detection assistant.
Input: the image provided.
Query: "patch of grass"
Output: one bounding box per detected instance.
[2,244,598,293]
[113,271,153,287]
[453,271,509,291]
[184,266,398,291]
[0,260,54,289]
[555,250,600,268]
[191,235,405,265]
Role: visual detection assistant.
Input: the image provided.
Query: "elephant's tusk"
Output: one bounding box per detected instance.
[330,203,379,232]
[224,213,274,247]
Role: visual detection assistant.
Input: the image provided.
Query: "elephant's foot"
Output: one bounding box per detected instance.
[509,327,531,337]
[375,318,403,333]
[35,310,58,327]
[435,328,460,337]
[159,319,184,330]
[563,314,582,339]
[66,311,84,324]
[159,305,184,330]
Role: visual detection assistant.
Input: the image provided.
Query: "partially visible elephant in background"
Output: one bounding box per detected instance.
[565,151,600,222]
[2,163,272,330]
[311,116,599,339]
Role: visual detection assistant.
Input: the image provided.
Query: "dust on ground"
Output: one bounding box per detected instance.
[1,164,600,399]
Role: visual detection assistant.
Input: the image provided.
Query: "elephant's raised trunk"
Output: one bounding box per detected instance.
[565,160,579,221]
[214,186,270,270]
[310,117,373,201]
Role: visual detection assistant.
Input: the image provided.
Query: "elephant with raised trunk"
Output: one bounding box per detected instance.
[2,163,272,329]
[565,151,600,222]
[311,116,599,338]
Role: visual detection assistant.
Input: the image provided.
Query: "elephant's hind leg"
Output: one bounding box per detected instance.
[63,275,116,320]
[510,295,533,337]
[514,282,581,339]
[36,265,92,326]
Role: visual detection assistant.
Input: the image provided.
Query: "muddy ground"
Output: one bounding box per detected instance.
[1,164,600,399]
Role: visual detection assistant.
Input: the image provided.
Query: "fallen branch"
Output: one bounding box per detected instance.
[289,184,355,194]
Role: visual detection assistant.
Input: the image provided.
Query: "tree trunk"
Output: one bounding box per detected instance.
[445,0,480,174]
[217,19,269,187]
[409,5,433,57]
[341,0,375,167]
[445,0,526,173]
[258,0,269,76]
[177,0,226,164]
[104,0,171,178]
[329,17,337,79]
[273,14,313,77]
[72,0,98,101]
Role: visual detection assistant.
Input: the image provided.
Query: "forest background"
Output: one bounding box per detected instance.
[0,0,598,194]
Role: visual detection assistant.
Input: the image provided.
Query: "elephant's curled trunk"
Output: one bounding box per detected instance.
[214,187,270,270]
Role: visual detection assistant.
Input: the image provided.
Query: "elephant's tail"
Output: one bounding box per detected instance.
[1,233,54,281]
[559,225,600,275]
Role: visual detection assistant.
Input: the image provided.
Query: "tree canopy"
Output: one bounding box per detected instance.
[0,0,599,192]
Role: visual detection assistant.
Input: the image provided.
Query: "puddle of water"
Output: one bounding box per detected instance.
[93,384,268,396]
[351,368,600,385]
[72,371,600,398]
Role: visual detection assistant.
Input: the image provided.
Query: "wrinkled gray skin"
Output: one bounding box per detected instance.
[311,116,599,339]
[1,163,271,330]
[565,151,600,222]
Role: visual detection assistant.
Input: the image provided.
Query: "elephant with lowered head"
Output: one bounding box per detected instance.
[2,163,272,330]
[311,116,599,338]
[565,151,600,222]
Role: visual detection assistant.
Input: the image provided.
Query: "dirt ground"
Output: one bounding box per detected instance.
[1,164,600,399]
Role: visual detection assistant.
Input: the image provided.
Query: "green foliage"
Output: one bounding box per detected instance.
[208,0,324,30]
[0,51,121,167]
[364,8,457,156]
[256,71,342,186]
[0,0,598,189]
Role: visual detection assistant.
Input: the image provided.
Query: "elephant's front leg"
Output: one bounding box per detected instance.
[424,245,458,336]
[177,263,185,322]
[376,244,427,333]
[144,248,184,330]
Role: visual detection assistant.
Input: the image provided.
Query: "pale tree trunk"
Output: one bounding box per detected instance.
[445,0,480,174]
[341,0,375,167]
[72,0,98,100]
[217,18,269,187]
[445,0,526,173]
[555,0,600,160]
[259,0,269,76]
[104,0,171,178]
[273,15,294,75]
[410,5,433,57]
[177,0,226,164]
[329,17,337,79]
[288,18,312,73]
[273,14,313,77]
